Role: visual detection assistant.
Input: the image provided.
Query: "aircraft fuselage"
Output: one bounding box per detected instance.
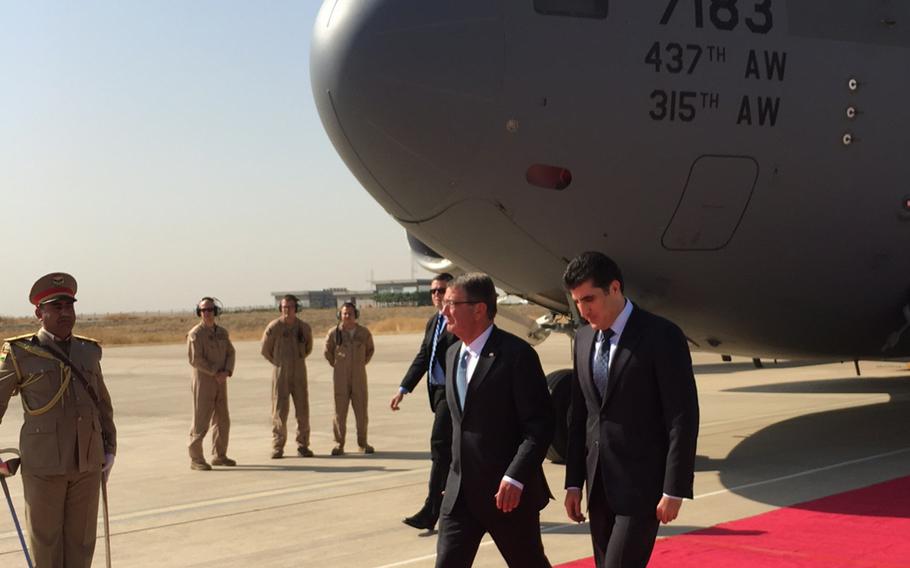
[311,1,910,358]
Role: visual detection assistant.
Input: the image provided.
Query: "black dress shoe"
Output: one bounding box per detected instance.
[402,513,435,530]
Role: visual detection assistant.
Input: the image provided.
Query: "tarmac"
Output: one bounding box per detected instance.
[1,333,909,567]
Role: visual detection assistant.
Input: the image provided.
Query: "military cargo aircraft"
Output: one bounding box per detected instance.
[311,0,910,360]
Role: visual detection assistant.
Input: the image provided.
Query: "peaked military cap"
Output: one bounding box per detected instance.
[29,272,78,306]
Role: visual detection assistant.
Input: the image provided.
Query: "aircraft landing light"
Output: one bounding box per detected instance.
[526,164,573,191]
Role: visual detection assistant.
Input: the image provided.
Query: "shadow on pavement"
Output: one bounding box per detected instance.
[693,360,822,375]
[713,374,910,514]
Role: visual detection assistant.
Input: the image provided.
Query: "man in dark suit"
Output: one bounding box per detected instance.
[435,272,554,568]
[562,252,699,568]
[390,272,458,530]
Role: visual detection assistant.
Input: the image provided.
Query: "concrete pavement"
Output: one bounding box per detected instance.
[1,334,908,567]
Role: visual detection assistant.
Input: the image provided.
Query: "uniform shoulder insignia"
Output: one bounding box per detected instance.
[3,333,36,343]
[1,334,36,363]
[73,334,101,345]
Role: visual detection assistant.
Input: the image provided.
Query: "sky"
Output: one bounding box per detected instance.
[0,1,428,317]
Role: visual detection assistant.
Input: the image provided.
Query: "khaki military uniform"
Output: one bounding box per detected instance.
[0,328,116,568]
[324,324,374,449]
[187,323,235,462]
[261,317,313,452]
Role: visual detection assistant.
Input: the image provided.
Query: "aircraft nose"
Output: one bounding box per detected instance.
[310,0,504,221]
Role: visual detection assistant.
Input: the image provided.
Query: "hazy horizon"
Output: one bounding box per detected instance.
[1,2,431,318]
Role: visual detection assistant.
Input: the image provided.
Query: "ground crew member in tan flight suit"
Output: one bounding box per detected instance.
[0,272,116,567]
[187,297,236,471]
[324,302,375,455]
[261,294,314,459]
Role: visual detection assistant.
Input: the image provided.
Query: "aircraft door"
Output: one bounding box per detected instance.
[661,155,759,251]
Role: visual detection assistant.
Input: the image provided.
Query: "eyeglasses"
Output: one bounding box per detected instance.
[199,308,215,313]
[442,300,479,308]
[430,288,446,295]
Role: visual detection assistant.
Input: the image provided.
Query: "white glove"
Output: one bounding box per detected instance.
[102,453,115,482]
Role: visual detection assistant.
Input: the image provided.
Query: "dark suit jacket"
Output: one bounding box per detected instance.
[442,326,554,515]
[565,304,699,516]
[400,312,458,408]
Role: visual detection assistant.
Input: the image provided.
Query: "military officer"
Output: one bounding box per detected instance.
[0,272,116,567]
[187,297,236,470]
[324,302,374,455]
[261,294,314,459]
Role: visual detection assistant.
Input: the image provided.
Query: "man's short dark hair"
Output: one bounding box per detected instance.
[452,272,497,320]
[281,294,300,308]
[563,251,624,293]
[432,272,454,283]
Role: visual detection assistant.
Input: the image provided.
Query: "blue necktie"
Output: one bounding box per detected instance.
[593,329,614,398]
[428,314,445,385]
[456,349,470,410]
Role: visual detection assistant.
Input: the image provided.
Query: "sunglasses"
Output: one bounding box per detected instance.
[430,288,446,295]
[199,308,216,313]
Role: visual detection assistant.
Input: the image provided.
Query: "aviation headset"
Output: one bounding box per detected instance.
[336,301,360,320]
[279,294,302,314]
[195,296,223,317]
[334,301,360,346]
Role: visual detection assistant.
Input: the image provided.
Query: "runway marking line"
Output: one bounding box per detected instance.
[0,446,906,557]
[370,447,910,568]
[0,466,431,543]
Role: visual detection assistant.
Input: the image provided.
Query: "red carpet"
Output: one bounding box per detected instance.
[557,476,910,567]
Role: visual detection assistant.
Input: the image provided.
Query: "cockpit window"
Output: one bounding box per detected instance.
[534,0,607,19]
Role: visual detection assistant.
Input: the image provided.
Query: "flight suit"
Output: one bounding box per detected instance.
[261,317,314,453]
[187,323,235,462]
[324,325,374,449]
[0,328,116,568]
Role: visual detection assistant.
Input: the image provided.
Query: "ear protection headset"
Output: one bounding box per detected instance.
[336,301,360,320]
[334,301,360,346]
[195,296,223,317]
[279,295,302,313]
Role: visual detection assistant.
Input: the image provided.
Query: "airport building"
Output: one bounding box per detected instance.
[372,278,433,295]
[270,288,345,309]
[270,279,432,309]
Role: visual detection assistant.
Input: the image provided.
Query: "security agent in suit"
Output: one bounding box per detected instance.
[0,272,116,568]
[562,252,699,568]
[435,273,554,568]
[390,272,458,531]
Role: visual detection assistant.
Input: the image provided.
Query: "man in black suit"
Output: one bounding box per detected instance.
[562,252,699,568]
[390,272,458,530]
[434,272,554,568]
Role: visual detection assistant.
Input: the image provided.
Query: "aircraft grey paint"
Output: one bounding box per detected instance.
[311,1,910,359]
